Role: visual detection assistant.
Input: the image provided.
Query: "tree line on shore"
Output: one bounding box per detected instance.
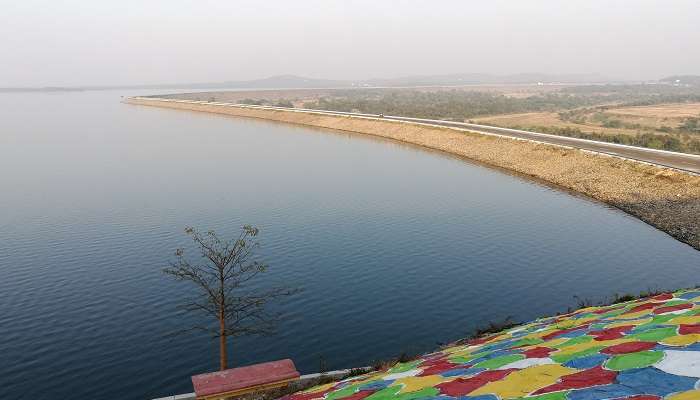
[299,87,700,154]
[204,85,700,154]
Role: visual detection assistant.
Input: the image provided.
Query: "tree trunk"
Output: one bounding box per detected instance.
[219,309,227,370]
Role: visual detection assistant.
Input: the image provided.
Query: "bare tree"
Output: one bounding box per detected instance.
[164,225,299,371]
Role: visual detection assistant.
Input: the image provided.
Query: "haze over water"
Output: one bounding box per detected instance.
[1,91,699,400]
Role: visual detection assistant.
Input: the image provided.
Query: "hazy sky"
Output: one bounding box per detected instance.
[2,0,698,86]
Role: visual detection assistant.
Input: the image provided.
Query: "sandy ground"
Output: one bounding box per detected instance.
[127,98,700,251]
[475,103,700,133]
[605,103,700,130]
[471,112,643,136]
[611,102,700,119]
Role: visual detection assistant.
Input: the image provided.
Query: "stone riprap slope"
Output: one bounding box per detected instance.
[126,98,700,250]
[285,290,700,400]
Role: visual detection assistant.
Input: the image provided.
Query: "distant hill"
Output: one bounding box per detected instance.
[364,73,611,87]
[217,74,349,89]
[187,73,614,90]
[0,73,613,93]
[661,75,700,86]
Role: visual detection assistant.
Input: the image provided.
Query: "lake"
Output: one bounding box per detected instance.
[0,90,698,400]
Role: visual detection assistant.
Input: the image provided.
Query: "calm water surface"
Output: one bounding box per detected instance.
[0,91,698,400]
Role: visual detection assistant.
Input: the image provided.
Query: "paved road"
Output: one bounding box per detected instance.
[386,116,700,175]
[134,98,700,175]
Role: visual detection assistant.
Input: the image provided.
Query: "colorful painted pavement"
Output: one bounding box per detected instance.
[285,290,700,400]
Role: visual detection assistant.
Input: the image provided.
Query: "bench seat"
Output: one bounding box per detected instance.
[192,359,300,400]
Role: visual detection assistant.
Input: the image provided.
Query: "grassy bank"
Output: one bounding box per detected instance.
[126,98,700,251]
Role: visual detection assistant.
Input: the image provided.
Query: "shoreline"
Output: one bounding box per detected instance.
[126,97,700,251]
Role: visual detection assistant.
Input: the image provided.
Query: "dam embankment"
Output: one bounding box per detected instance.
[126,97,700,250]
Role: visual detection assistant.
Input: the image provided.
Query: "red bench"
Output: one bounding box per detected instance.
[192,359,301,400]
